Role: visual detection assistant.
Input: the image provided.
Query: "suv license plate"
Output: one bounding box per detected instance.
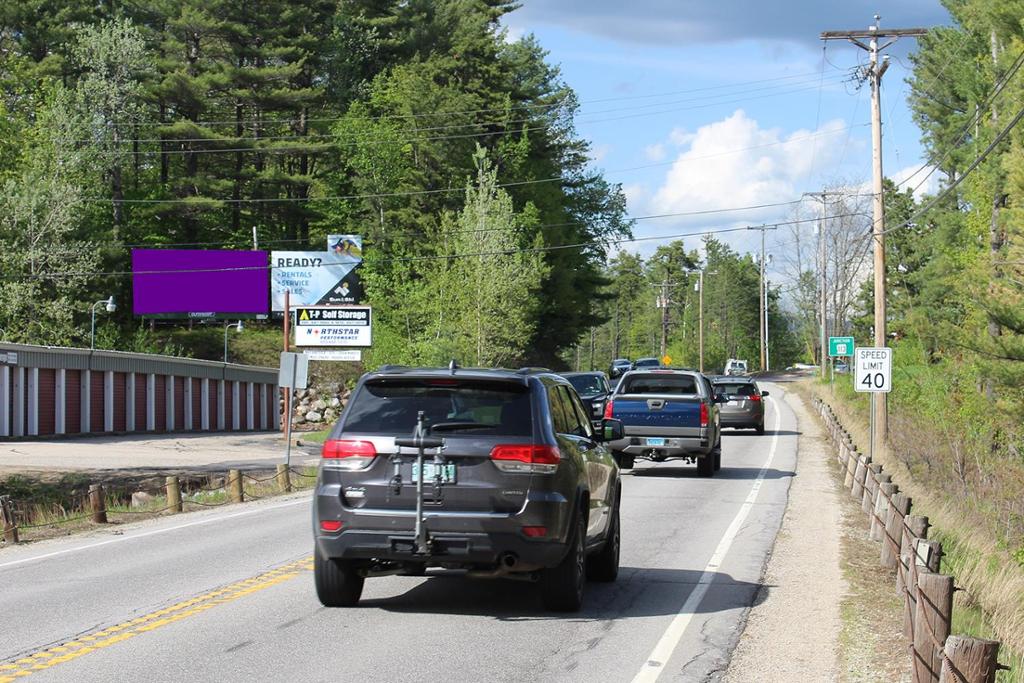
[646,438,666,447]
[412,463,457,484]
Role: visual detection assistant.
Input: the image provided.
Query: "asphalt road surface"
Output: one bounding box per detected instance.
[1,382,800,683]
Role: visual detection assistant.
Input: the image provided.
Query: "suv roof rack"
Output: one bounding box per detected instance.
[515,367,552,375]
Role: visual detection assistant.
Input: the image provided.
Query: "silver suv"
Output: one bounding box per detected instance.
[313,365,624,612]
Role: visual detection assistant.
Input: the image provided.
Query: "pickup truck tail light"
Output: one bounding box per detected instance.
[490,444,560,474]
[322,439,377,470]
[603,399,614,419]
[700,402,709,427]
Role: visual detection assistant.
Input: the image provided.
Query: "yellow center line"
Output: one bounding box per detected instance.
[0,556,314,683]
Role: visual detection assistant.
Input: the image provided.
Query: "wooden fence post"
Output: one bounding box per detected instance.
[276,464,291,493]
[912,572,953,683]
[916,539,943,573]
[0,495,18,544]
[89,484,107,524]
[852,455,871,498]
[166,476,182,513]
[872,482,897,542]
[228,469,244,503]
[899,516,930,594]
[939,635,1001,683]
[882,493,912,570]
[901,516,931,639]
[844,450,858,489]
[863,463,882,514]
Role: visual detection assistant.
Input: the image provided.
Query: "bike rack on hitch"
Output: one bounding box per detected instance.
[394,411,446,555]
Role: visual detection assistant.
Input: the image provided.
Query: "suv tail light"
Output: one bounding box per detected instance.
[490,444,560,474]
[700,402,709,427]
[603,399,614,419]
[322,439,377,470]
[748,394,762,402]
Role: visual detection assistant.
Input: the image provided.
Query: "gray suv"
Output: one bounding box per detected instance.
[313,365,624,612]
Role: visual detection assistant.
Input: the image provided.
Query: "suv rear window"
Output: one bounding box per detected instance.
[715,382,757,397]
[620,374,698,395]
[566,374,604,396]
[342,379,533,436]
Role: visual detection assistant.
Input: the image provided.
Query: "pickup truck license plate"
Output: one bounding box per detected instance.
[412,462,457,484]
[646,438,666,446]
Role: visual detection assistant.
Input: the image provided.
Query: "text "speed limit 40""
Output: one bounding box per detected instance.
[854,347,892,393]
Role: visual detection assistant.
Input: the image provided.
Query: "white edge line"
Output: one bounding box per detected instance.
[0,497,310,571]
[630,395,784,683]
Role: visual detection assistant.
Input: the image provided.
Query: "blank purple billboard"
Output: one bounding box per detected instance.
[131,249,269,318]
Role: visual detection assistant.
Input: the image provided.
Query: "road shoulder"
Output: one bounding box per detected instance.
[722,386,845,681]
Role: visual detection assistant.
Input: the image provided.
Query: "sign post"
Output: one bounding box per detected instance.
[854,346,892,461]
[279,351,309,466]
[828,336,854,393]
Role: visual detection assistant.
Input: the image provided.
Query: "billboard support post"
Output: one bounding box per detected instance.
[282,289,290,434]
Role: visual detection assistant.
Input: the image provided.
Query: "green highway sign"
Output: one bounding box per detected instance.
[829,336,855,357]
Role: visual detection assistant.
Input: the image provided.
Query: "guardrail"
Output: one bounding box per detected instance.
[812,397,1009,683]
[0,466,319,545]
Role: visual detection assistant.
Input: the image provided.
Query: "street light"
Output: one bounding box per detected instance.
[90,296,117,350]
[224,320,243,363]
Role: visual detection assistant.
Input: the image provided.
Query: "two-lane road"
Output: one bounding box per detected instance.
[1,383,801,682]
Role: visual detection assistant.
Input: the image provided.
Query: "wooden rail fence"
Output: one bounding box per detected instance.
[813,398,1009,683]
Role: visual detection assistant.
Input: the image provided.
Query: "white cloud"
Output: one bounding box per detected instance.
[644,143,666,162]
[889,163,944,201]
[648,110,846,221]
[668,128,696,147]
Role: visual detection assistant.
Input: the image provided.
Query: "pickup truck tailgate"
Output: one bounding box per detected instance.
[612,396,702,434]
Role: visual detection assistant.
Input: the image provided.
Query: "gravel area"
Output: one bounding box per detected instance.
[722,388,846,681]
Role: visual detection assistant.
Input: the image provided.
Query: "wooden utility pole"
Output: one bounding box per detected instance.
[747,224,777,371]
[804,191,843,378]
[658,272,670,358]
[698,270,705,373]
[821,17,926,449]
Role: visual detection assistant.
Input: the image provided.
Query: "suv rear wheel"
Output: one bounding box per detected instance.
[541,512,586,612]
[315,546,365,607]
[587,495,620,582]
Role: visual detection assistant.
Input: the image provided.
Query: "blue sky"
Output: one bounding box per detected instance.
[503,1,952,277]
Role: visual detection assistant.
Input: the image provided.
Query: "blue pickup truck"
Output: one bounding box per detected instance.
[603,369,724,477]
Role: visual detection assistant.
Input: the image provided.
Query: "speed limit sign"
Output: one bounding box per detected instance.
[854,347,892,393]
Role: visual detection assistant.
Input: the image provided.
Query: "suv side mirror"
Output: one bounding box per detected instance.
[598,418,624,442]
[760,390,770,397]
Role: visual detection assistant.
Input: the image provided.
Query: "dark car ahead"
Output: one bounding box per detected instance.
[313,365,624,612]
[608,359,632,379]
[561,371,611,425]
[633,357,662,370]
[711,376,769,434]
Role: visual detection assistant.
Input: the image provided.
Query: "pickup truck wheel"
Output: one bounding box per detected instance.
[542,513,586,612]
[613,451,635,470]
[713,448,722,471]
[314,546,364,607]
[586,498,620,582]
[697,454,715,478]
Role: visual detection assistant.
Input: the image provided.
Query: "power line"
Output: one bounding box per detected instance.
[78,72,849,146]
[884,98,1024,235]
[6,211,865,281]
[897,46,1024,193]
[105,68,846,130]
[82,76,853,158]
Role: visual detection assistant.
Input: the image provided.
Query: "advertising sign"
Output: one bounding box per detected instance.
[131,249,269,319]
[271,235,363,312]
[853,347,892,393]
[305,349,362,362]
[294,306,372,347]
[829,336,855,357]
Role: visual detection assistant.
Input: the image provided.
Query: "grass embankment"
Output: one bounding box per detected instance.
[806,374,1024,680]
[0,468,319,544]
